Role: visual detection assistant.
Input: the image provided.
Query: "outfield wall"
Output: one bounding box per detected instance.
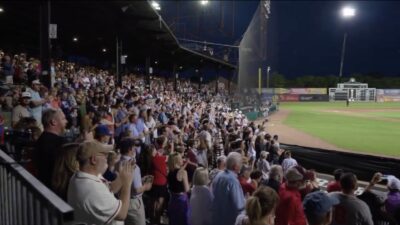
[249,88,329,102]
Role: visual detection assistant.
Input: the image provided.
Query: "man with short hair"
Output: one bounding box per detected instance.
[209,155,226,183]
[281,150,298,173]
[329,172,373,225]
[12,91,31,127]
[303,191,339,225]
[68,140,134,225]
[116,138,152,225]
[34,108,68,187]
[327,169,344,193]
[211,152,245,225]
[275,166,310,225]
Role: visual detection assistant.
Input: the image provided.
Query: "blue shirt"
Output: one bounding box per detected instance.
[211,170,245,225]
[114,109,127,137]
[127,123,140,138]
[158,112,168,124]
[136,118,146,133]
[119,155,143,197]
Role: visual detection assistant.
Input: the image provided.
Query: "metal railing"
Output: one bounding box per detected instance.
[0,149,74,225]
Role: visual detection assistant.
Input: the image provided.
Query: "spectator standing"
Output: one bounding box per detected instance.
[94,124,112,144]
[167,152,191,225]
[362,172,400,224]
[257,150,270,180]
[34,108,68,187]
[67,141,134,225]
[190,167,213,225]
[281,150,298,173]
[51,143,79,201]
[329,172,373,225]
[303,191,339,225]
[11,91,31,127]
[261,165,283,194]
[117,138,152,225]
[327,169,343,193]
[211,152,245,225]
[275,166,310,225]
[235,186,280,225]
[149,137,169,224]
[209,155,226,184]
[28,80,47,129]
[239,165,256,196]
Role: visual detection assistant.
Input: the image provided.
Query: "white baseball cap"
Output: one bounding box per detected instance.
[32,80,41,85]
[387,175,400,190]
[21,92,32,98]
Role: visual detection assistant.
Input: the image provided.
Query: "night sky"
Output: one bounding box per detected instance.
[160,1,400,78]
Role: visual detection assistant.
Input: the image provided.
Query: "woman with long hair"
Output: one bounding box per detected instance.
[167,152,191,225]
[51,143,80,201]
[235,186,280,225]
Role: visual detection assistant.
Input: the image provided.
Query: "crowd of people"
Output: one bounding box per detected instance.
[1,50,400,225]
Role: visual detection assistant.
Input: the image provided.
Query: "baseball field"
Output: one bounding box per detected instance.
[267,102,400,158]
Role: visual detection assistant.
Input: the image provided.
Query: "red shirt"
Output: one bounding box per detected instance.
[327,180,341,193]
[275,183,307,225]
[239,177,256,196]
[152,153,167,186]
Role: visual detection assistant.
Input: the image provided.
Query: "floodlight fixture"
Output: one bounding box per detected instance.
[341,7,355,18]
[200,1,209,6]
[151,1,161,11]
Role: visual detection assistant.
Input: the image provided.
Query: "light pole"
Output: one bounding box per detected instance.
[266,66,271,88]
[339,6,356,78]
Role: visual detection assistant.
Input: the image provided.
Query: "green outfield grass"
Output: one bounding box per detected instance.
[281,102,400,157]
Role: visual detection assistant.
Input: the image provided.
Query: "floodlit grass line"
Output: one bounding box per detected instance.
[281,102,400,157]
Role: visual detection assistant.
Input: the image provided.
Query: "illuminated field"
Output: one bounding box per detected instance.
[281,102,400,157]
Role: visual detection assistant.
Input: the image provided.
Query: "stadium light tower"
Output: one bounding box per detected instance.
[339,6,356,78]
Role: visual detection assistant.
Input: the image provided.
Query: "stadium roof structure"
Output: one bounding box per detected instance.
[0,1,236,71]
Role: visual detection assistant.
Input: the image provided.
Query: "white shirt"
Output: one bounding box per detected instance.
[282,158,298,173]
[67,171,121,225]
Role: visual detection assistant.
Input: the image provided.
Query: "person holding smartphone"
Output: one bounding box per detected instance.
[363,172,400,223]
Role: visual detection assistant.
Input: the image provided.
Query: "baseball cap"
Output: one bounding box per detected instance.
[76,140,113,162]
[303,191,339,216]
[32,80,41,85]
[387,175,400,190]
[21,92,32,98]
[95,125,111,136]
[285,166,313,182]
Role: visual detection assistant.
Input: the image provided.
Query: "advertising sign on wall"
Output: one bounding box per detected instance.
[279,94,299,102]
[299,95,329,102]
[275,88,327,95]
[377,89,400,102]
